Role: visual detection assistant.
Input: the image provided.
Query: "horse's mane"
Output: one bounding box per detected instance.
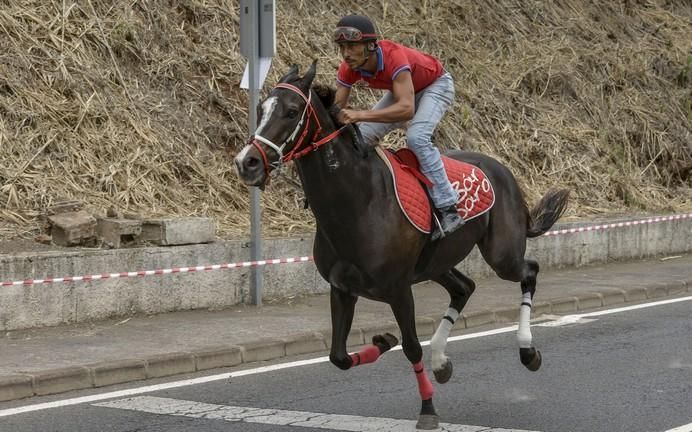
[312,83,336,111]
[311,82,369,157]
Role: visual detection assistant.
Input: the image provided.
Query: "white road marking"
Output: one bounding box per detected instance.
[94,395,540,432]
[0,295,690,419]
[665,424,692,432]
[535,315,597,327]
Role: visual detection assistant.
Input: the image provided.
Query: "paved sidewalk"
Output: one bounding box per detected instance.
[0,254,690,402]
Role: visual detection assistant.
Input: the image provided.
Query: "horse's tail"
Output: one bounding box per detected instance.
[526,189,570,238]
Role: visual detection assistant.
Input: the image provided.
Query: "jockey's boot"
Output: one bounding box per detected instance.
[431,205,465,241]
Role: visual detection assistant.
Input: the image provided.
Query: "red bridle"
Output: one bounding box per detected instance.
[248,83,345,179]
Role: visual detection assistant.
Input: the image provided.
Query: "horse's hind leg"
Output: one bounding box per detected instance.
[389,287,439,430]
[485,254,543,371]
[479,235,542,371]
[430,268,476,383]
[518,259,542,371]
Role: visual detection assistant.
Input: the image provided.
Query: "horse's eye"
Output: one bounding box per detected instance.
[287,109,299,119]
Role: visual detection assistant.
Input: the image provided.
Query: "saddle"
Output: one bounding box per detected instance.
[376,147,495,234]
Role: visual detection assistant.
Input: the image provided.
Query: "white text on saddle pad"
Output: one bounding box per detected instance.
[451,167,492,219]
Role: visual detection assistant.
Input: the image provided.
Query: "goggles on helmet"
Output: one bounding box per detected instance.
[333,26,377,43]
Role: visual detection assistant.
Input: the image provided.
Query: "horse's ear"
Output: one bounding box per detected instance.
[301,60,317,88]
[280,64,300,83]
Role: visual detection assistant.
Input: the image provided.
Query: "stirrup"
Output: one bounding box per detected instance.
[430,213,445,241]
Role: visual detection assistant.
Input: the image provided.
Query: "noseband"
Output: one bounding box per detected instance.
[249,83,345,178]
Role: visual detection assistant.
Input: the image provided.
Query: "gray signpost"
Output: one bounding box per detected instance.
[240,0,275,306]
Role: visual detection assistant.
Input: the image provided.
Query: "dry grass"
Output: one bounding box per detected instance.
[0,0,690,240]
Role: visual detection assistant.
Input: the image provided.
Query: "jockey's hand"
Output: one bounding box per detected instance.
[337,109,361,125]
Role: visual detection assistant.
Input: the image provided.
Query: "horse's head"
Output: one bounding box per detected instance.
[234,61,320,189]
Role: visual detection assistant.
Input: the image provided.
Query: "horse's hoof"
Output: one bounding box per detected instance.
[520,347,542,371]
[372,333,399,353]
[416,414,440,430]
[433,358,453,384]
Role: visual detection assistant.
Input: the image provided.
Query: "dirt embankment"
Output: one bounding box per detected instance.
[0,0,690,240]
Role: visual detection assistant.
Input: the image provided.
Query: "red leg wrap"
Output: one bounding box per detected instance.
[413,361,434,400]
[349,345,380,367]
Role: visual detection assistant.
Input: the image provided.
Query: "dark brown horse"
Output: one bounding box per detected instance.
[235,62,569,430]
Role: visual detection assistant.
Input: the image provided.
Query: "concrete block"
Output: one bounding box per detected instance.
[194,346,242,371]
[31,366,92,396]
[97,218,142,248]
[48,210,97,246]
[145,353,196,378]
[550,297,578,313]
[577,293,604,310]
[664,280,688,296]
[241,338,285,363]
[533,301,552,318]
[645,284,669,299]
[494,306,519,323]
[600,289,626,306]
[91,359,146,387]
[0,375,33,401]
[284,332,327,356]
[623,287,648,302]
[140,218,215,246]
[462,310,496,328]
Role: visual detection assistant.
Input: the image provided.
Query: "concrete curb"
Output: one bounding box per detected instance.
[0,280,689,403]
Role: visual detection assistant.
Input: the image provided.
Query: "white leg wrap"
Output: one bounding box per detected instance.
[431,307,459,370]
[517,292,533,349]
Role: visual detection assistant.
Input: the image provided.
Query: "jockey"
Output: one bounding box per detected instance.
[332,14,464,240]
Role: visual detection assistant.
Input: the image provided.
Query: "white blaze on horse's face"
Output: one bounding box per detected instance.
[234,96,281,187]
[256,97,278,136]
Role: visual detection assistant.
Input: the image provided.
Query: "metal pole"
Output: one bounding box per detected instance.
[247,0,263,306]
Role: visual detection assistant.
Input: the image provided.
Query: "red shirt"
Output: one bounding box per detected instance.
[337,40,444,93]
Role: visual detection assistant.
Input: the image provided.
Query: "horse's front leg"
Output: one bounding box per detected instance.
[328,286,357,370]
[329,286,398,370]
[390,288,439,430]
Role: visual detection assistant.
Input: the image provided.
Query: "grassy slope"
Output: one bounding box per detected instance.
[0,0,689,239]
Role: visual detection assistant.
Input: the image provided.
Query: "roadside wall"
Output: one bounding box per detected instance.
[0,215,690,331]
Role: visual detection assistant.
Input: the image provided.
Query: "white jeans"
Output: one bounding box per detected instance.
[359,72,458,208]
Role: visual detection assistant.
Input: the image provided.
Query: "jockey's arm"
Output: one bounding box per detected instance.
[357,71,415,123]
[334,85,351,110]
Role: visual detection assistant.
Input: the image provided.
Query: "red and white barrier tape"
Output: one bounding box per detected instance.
[1,257,312,287]
[543,213,691,236]
[2,213,690,287]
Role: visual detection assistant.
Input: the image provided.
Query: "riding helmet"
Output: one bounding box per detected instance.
[334,14,378,43]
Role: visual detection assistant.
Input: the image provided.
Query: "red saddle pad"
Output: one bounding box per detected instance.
[378,148,496,234]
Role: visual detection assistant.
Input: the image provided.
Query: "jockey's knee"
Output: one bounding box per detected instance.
[406,133,433,152]
[406,134,444,173]
[329,353,353,370]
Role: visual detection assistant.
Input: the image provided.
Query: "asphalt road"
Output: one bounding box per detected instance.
[1,297,690,432]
